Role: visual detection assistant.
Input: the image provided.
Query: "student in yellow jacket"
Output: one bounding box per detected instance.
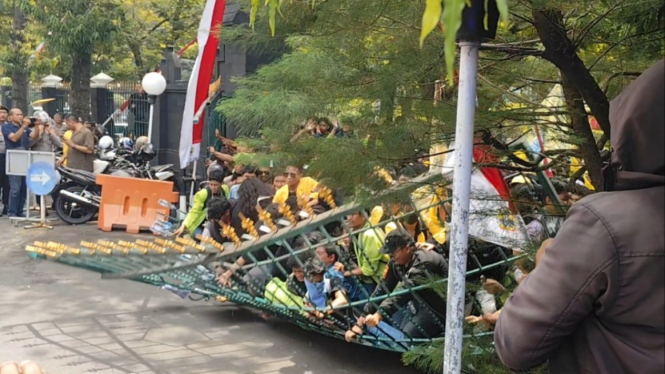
[273,165,318,204]
[345,210,388,292]
[174,168,229,238]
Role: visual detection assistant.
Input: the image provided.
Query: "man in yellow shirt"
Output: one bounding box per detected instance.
[272,165,318,204]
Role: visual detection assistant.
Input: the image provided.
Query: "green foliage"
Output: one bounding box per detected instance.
[217,0,661,195]
[403,335,548,374]
[24,0,122,56]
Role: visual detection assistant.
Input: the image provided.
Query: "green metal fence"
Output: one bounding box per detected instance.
[27,172,534,352]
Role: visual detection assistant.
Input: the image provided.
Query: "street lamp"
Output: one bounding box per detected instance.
[141,72,167,143]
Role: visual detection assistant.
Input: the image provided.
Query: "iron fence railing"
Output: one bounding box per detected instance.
[27,171,546,352]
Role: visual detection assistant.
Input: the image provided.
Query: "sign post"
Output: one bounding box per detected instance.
[5,150,58,226]
[25,161,60,229]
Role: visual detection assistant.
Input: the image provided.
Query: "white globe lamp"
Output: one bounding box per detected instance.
[141,72,167,96]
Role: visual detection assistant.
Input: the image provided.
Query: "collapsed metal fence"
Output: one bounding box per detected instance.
[27,172,539,351]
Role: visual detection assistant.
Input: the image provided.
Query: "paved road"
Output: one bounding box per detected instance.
[0,219,419,374]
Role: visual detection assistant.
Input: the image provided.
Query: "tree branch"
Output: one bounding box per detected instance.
[587,28,664,70]
[147,19,168,35]
[480,43,543,57]
[569,165,587,185]
[600,71,641,93]
[573,1,625,47]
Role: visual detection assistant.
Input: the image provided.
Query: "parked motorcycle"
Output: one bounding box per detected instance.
[52,141,179,225]
[52,167,101,225]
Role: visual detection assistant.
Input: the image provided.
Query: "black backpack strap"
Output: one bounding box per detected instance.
[203,186,213,208]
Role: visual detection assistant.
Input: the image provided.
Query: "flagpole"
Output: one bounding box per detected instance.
[443,40,480,374]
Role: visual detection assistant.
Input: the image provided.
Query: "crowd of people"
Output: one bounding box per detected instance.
[0,107,97,218]
[1,59,662,373]
[169,60,663,374]
[172,112,589,349]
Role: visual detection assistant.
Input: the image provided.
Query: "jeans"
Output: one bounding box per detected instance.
[7,175,26,217]
[192,226,204,240]
[0,153,8,214]
[366,321,406,341]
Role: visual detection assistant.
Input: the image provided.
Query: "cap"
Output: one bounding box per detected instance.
[380,228,414,255]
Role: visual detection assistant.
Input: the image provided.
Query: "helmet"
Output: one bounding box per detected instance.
[134,136,149,151]
[98,135,114,150]
[118,137,134,151]
[137,142,156,162]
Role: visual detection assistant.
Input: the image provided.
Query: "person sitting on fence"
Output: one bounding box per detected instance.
[344,209,388,295]
[362,229,447,339]
[174,168,228,239]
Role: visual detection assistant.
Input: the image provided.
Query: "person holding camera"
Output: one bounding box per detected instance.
[27,111,62,152]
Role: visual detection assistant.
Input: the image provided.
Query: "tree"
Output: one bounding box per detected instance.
[9,1,29,112]
[25,0,123,119]
[220,0,663,191]
[113,0,205,78]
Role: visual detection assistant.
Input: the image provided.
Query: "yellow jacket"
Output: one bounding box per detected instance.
[273,177,319,204]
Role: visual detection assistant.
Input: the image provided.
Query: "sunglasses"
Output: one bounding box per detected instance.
[258,171,271,176]
[284,172,298,178]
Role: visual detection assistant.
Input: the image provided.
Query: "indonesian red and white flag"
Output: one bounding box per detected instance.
[443,141,529,249]
[179,0,226,169]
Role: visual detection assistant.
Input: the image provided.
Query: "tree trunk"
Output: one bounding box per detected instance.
[11,5,28,113]
[128,40,144,75]
[70,51,92,121]
[560,73,604,190]
[532,9,612,138]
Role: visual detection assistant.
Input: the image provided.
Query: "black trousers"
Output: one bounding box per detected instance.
[0,153,9,213]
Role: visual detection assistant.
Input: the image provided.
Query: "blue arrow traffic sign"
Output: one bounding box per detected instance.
[26,161,61,196]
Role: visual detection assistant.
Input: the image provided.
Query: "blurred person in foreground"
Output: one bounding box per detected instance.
[495,59,665,373]
[0,361,43,374]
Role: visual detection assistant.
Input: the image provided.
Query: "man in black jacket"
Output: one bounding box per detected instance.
[363,229,448,339]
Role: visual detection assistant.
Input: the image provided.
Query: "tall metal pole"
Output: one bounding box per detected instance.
[147,96,155,142]
[443,40,480,374]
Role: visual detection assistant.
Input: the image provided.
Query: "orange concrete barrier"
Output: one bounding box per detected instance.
[96,175,179,234]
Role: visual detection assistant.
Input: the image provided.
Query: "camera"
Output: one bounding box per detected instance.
[28,117,37,127]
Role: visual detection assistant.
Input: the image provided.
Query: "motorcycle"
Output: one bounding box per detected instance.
[52,167,101,225]
[52,142,179,225]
